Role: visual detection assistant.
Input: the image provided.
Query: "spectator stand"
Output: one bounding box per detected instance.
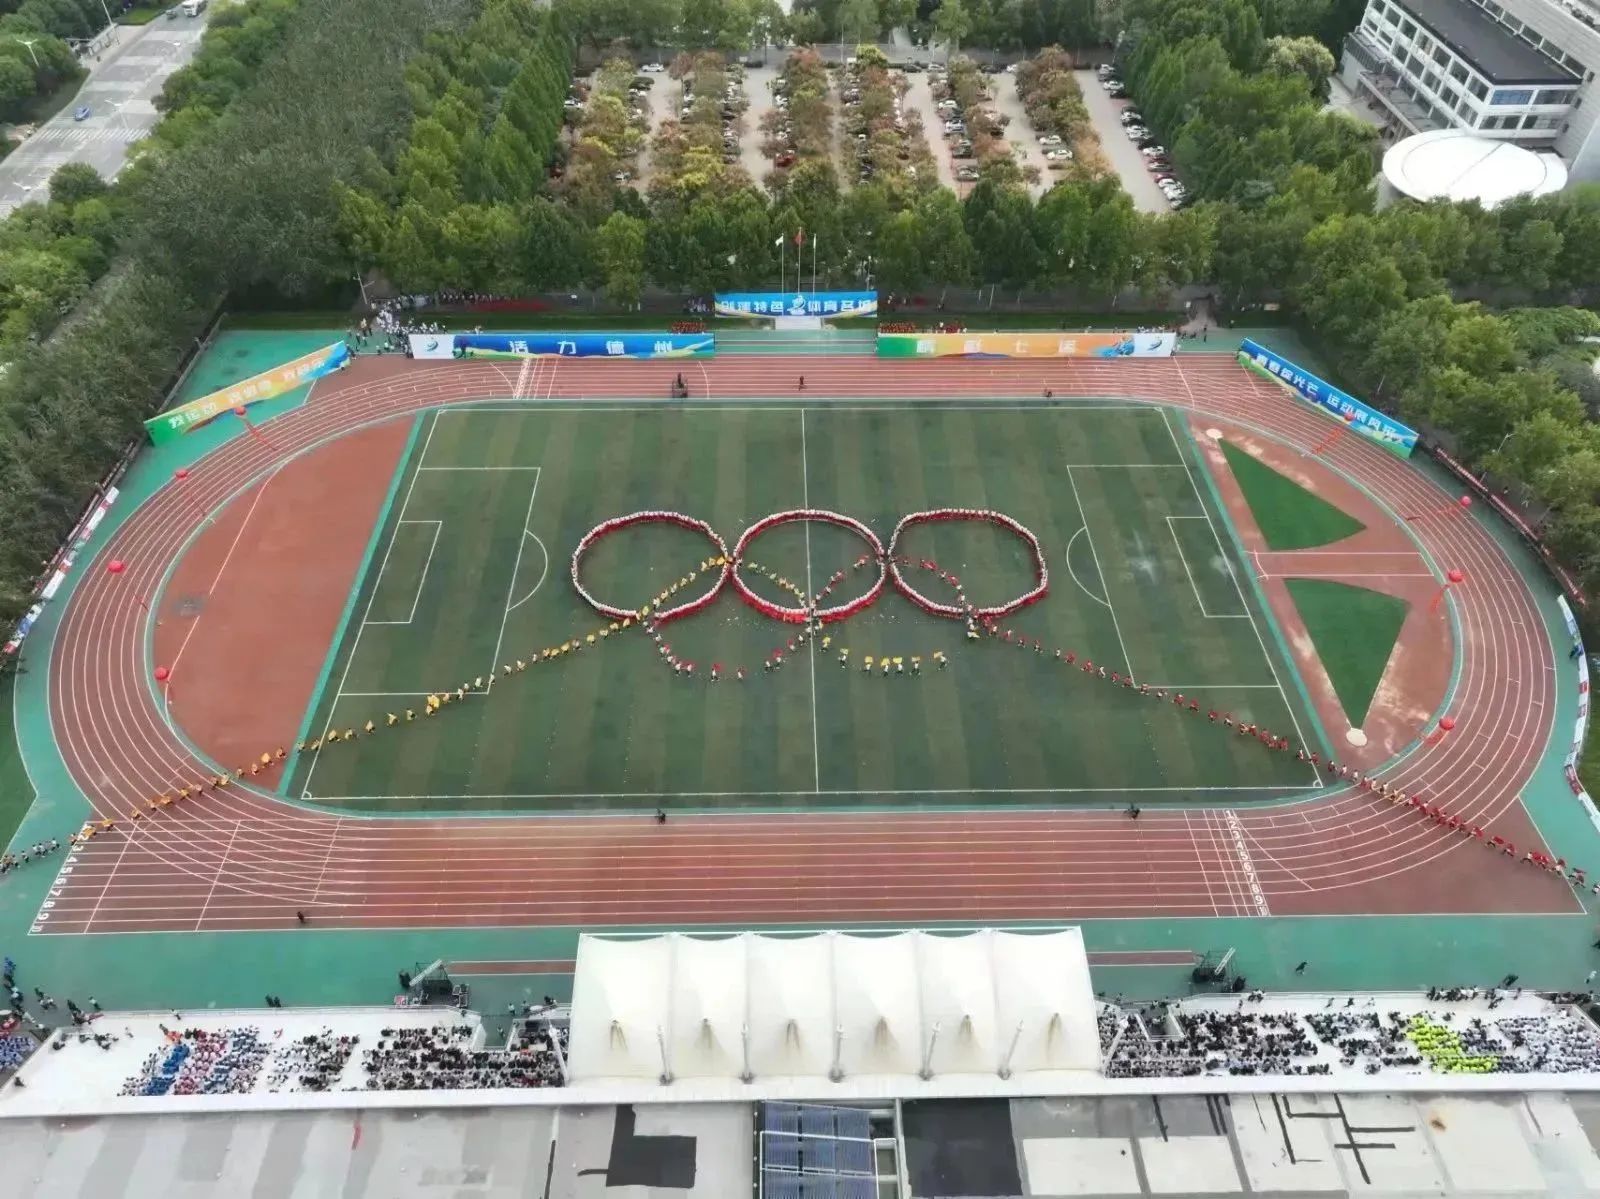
[1103,991,1600,1085]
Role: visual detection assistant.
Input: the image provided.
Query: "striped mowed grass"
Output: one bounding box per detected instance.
[288,402,1323,812]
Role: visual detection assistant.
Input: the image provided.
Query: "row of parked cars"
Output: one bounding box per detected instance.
[931,65,1002,183]
[1097,64,1188,207]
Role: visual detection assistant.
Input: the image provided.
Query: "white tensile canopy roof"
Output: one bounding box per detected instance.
[567,928,1100,1091]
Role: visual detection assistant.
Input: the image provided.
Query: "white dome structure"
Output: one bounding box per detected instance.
[1381,130,1567,208]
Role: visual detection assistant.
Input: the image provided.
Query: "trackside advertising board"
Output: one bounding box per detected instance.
[714,291,877,318]
[1238,338,1417,458]
[877,331,1177,358]
[144,341,350,445]
[407,332,714,360]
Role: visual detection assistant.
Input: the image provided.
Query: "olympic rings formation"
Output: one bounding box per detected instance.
[571,507,1049,625]
[569,511,730,624]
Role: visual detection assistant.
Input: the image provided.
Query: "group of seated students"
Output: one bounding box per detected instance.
[115,1019,569,1096]
[1100,995,1600,1079]
[361,1023,565,1091]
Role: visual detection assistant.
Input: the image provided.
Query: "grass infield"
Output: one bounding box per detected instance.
[287,402,1324,812]
[1285,578,1409,728]
[1220,440,1365,551]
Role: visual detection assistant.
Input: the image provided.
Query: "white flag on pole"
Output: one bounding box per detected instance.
[773,235,783,246]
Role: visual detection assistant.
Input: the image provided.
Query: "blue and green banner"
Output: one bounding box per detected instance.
[408,332,714,360]
[714,291,877,318]
[144,340,350,445]
[1238,338,1417,458]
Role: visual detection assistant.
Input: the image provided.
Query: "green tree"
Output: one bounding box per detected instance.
[595,210,647,306]
[47,162,108,208]
[1262,34,1334,98]
[933,0,972,48]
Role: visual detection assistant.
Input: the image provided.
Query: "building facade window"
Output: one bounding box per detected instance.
[1490,87,1535,104]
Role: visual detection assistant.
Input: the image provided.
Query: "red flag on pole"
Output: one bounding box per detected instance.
[794,227,806,247]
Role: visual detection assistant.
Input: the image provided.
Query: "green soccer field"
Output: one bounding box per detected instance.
[287,401,1325,812]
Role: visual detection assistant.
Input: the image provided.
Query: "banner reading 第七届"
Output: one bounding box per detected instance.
[408,332,715,360]
[1237,339,1417,458]
[877,331,1177,358]
[715,291,877,319]
[144,341,350,445]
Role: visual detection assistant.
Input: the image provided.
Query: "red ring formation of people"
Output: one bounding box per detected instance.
[570,508,1049,625]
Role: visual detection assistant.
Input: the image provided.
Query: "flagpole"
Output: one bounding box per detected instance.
[779,236,785,294]
[812,234,818,294]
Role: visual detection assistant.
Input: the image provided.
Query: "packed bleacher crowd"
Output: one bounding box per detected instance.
[106,1017,568,1096]
[362,1021,564,1091]
[1102,992,1600,1079]
[120,1026,273,1096]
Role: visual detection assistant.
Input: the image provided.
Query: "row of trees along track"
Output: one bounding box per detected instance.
[0,0,476,636]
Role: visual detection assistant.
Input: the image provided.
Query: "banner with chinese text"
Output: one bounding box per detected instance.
[714,291,877,319]
[1237,338,1416,458]
[407,332,714,361]
[144,341,350,445]
[877,331,1177,358]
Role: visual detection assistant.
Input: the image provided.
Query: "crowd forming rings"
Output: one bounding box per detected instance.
[570,508,1049,626]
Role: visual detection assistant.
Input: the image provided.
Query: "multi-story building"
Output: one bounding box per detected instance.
[1341,0,1600,181]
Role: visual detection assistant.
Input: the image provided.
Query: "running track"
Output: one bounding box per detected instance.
[34,354,1572,934]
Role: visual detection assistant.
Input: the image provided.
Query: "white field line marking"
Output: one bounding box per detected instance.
[1065,527,1111,609]
[1160,408,1322,787]
[364,521,441,627]
[487,473,543,689]
[193,820,242,932]
[507,530,550,613]
[1065,467,1136,680]
[1223,809,1271,916]
[1166,515,1248,620]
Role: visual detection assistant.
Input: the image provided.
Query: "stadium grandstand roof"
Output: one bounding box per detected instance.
[566,928,1102,1092]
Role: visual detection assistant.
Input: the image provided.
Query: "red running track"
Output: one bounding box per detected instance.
[36,354,1576,934]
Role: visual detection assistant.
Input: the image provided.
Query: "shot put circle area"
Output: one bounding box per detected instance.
[570,507,1048,626]
[35,354,1561,933]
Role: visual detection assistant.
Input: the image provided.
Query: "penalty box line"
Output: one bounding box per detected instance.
[301,414,540,794]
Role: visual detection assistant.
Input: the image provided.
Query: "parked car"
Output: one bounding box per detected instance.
[951,142,975,158]
[1097,63,1116,77]
[641,62,665,72]
[956,165,980,181]
[1101,77,1122,90]
[73,105,90,121]
[1120,111,1143,125]
[1124,125,1148,139]
[1141,145,1166,157]
[1037,134,1063,146]
[1044,148,1073,161]
[1108,85,1128,97]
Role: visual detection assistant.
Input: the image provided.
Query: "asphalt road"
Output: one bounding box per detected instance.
[0,14,208,216]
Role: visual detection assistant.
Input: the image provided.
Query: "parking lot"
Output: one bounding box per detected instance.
[1074,68,1173,213]
[992,70,1052,198]
[637,68,677,190]
[740,65,780,189]
[901,72,960,191]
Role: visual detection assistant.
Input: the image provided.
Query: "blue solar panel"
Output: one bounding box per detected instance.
[766,1103,801,1133]
[762,1171,804,1199]
[836,1177,876,1199]
[764,1134,801,1170]
[800,1178,835,1199]
[801,1105,835,1137]
[835,1108,871,1140]
[838,1138,874,1176]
